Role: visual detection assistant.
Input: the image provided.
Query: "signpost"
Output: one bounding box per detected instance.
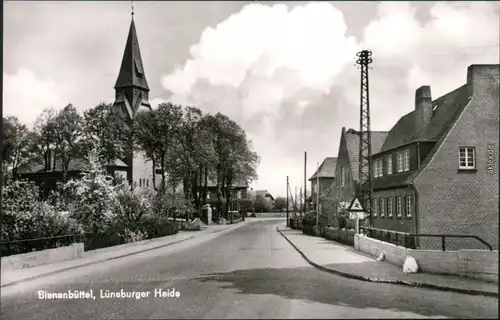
[347,197,366,234]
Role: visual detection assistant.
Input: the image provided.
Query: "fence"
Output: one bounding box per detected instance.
[0,233,88,257]
[0,222,181,257]
[361,226,493,251]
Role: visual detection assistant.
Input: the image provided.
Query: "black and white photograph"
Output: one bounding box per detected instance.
[1,1,499,319]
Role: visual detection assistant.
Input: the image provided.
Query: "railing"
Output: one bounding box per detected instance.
[0,233,89,257]
[361,226,493,251]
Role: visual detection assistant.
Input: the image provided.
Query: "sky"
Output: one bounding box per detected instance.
[3,1,499,198]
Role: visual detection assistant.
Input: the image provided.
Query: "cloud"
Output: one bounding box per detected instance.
[3,68,69,126]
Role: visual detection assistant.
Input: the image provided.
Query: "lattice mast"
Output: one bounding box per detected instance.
[356,50,374,226]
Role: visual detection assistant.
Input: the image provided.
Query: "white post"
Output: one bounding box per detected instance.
[355,217,360,234]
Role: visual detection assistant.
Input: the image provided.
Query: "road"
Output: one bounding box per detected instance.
[1,219,497,319]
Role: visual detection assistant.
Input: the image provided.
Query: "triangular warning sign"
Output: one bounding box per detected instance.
[348,197,365,212]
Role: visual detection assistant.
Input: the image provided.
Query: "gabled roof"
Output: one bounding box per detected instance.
[309,157,337,180]
[378,84,470,154]
[114,19,150,91]
[366,83,473,190]
[250,189,274,201]
[344,129,389,182]
[198,178,249,189]
[16,158,128,174]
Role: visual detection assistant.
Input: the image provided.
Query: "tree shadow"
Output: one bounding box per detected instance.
[194,266,496,319]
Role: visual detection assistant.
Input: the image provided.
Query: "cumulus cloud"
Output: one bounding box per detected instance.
[3,68,69,126]
[161,2,359,119]
[159,1,499,196]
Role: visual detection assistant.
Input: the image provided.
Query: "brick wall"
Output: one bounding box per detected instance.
[355,234,498,282]
[371,187,415,233]
[414,65,499,250]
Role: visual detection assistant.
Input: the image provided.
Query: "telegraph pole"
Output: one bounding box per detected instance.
[286,176,289,226]
[356,49,374,227]
[304,151,307,213]
[295,186,298,214]
[316,161,320,227]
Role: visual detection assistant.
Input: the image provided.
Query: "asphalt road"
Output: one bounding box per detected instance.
[1,219,497,319]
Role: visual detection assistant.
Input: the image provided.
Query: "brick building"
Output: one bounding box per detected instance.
[367,64,499,250]
[308,157,337,213]
[329,128,388,227]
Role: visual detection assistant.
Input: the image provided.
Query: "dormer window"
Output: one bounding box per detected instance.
[135,59,144,76]
[373,159,383,178]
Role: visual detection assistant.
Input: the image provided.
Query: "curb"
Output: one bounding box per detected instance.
[276,226,498,298]
[1,235,195,288]
[2,220,252,288]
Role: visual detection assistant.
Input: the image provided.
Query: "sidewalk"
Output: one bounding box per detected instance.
[1,221,247,288]
[277,223,498,298]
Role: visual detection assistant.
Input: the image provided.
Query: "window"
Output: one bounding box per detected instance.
[379,198,385,217]
[396,197,402,217]
[386,155,393,175]
[405,196,413,217]
[373,198,378,216]
[237,191,241,199]
[366,199,371,214]
[397,150,410,172]
[139,179,142,187]
[340,166,345,186]
[135,59,144,75]
[146,179,149,187]
[387,197,393,217]
[373,159,383,178]
[459,147,475,169]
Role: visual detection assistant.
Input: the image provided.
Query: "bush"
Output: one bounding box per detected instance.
[112,182,153,228]
[302,211,318,227]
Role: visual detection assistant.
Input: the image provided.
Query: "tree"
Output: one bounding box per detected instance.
[82,102,130,167]
[2,117,31,176]
[254,194,271,213]
[29,108,58,172]
[53,104,83,182]
[273,197,287,212]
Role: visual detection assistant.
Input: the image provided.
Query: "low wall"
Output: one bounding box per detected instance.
[1,243,84,273]
[354,234,498,282]
[325,227,355,245]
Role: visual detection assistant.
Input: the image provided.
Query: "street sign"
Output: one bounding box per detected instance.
[349,211,366,220]
[347,197,365,212]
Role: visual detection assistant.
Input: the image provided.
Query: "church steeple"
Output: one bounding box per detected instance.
[114,14,151,119]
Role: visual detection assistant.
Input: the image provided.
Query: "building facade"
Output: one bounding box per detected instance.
[330,128,388,227]
[367,64,499,250]
[308,157,337,225]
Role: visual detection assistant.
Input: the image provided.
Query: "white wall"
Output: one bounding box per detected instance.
[355,234,498,282]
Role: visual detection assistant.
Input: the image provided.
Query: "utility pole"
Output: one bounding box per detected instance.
[316,161,320,227]
[286,176,289,227]
[356,49,374,227]
[293,186,298,215]
[299,187,303,217]
[304,151,307,213]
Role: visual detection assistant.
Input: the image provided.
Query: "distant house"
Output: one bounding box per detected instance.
[364,64,499,250]
[331,128,388,226]
[15,155,129,196]
[197,179,250,201]
[308,157,337,211]
[249,189,275,206]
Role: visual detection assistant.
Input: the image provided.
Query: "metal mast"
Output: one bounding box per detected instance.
[356,50,374,226]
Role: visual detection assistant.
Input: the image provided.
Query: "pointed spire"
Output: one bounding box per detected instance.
[114,14,149,91]
[131,0,134,20]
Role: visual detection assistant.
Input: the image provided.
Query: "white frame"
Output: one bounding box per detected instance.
[373,198,378,216]
[459,147,475,169]
[396,197,402,217]
[379,198,385,217]
[397,150,410,172]
[386,155,393,175]
[387,197,393,217]
[373,159,383,178]
[405,196,413,217]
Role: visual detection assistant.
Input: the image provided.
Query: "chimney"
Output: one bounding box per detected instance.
[415,85,432,133]
[467,64,500,97]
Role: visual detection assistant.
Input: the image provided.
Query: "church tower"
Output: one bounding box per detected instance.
[114,10,152,185]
